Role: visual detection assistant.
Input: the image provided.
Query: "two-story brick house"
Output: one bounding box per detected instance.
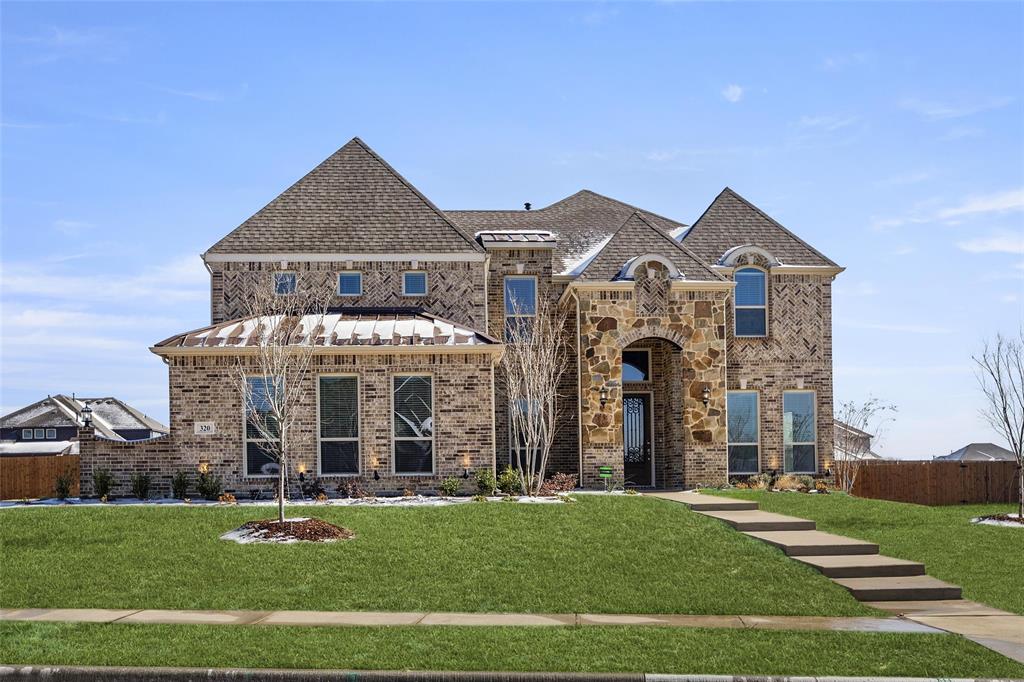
[81,137,842,496]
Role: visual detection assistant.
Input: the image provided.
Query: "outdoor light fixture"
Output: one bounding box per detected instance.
[81,402,93,427]
[599,386,609,408]
[461,468,470,479]
[298,471,306,483]
[701,385,711,407]
[373,469,380,481]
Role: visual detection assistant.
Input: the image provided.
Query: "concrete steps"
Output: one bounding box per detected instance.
[743,530,879,556]
[833,576,963,602]
[794,554,926,578]
[700,509,816,532]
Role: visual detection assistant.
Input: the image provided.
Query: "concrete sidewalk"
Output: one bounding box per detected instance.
[0,607,940,633]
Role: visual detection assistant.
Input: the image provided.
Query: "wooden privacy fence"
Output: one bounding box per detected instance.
[852,460,1021,506]
[0,455,80,500]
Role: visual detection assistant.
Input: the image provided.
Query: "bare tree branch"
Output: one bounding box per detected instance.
[974,330,1024,519]
[833,397,897,493]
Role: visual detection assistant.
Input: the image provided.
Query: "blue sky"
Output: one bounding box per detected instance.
[2,2,1022,458]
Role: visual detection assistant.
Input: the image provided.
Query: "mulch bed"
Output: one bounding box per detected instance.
[978,513,1024,525]
[237,517,354,542]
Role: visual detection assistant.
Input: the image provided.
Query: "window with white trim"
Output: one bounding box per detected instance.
[727,391,759,474]
[783,390,817,473]
[45,428,57,439]
[319,376,359,475]
[22,429,33,440]
[338,272,362,297]
[403,271,427,296]
[274,272,296,296]
[504,276,537,340]
[735,267,767,337]
[34,428,45,439]
[393,375,433,474]
[245,376,282,477]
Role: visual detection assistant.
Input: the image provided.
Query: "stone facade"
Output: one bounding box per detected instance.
[209,260,487,330]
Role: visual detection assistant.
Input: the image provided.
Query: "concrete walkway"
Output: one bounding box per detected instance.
[0,607,940,633]
[647,490,1024,664]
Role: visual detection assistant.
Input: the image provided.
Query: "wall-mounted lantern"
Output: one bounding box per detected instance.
[701,385,711,407]
[599,386,609,408]
[373,469,380,481]
[81,402,93,427]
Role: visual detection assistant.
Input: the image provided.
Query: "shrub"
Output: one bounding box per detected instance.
[402,487,416,498]
[171,471,189,499]
[300,476,326,499]
[338,480,370,499]
[475,468,497,496]
[774,474,807,491]
[471,494,488,503]
[92,468,115,499]
[496,465,522,496]
[130,473,151,500]
[539,472,577,495]
[797,475,815,490]
[746,472,773,490]
[814,479,830,493]
[625,488,639,495]
[439,476,462,497]
[218,492,237,505]
[196,472,223,500]
[54,472,73,500]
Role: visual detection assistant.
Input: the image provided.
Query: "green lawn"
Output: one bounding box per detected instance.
[0,496,873,616]
[708,490,1024,614]
[3,622,1022,678]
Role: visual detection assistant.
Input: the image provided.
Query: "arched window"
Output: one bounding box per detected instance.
[735,267,766,337]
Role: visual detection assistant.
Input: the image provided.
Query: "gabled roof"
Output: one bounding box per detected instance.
[573,212,726,282]
[152,310,498,352]
[681,188,839,268]
[0,395,168,440]
[934,443,1017,462]
[448,190,687,274]
[205,138,482,256]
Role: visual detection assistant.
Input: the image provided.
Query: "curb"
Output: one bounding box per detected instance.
[0,667,999,682]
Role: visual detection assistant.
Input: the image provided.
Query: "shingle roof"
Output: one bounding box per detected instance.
[448,190,687,274]
[206,138,482,255]
[680,188,838,267]
[0,395,168,440]
[934,443,1017,462]
[153,310,498,351]
[574,212,725,282]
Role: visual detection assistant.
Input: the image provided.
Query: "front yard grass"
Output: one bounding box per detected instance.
[3,622,1022,678]
[0,495,872,616]
[708,490,1024,615]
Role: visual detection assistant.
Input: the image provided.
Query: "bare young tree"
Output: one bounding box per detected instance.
[833,397,897,493]
[501,297,571,496]
[974,331,1024,519]
[235,271,333,522]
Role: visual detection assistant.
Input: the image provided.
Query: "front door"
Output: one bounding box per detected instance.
[623,393,653,486]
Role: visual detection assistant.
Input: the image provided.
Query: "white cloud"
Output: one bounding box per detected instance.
[899,96,1013,121]
[52,219,93,235]
[580,6,620,25]
[889,246,917,256]
[837,319,952,335]
[956,232,1024,255]
[797,115,859,132]
[156,87,225,102]
[4,308,184,330]
[721,84,744,103]
[937,188,1024,220]
[821,52,870,71]
[940,126,984,141]
[877,170,935,187]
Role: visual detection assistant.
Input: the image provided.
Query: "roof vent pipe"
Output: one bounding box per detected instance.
[524,202,531,211]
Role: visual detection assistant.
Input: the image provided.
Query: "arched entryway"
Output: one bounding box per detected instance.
[621,336,685,488]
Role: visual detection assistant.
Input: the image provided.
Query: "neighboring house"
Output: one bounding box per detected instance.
[81,137,842,495]
[0,395,168,457]
[934,443,1017,462]
[833,419,883,461]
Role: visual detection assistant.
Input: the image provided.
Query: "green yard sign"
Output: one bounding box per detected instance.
[598,466,613,479]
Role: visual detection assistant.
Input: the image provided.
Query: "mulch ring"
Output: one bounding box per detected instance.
[977,513,1024,526]
[224,517,355,543]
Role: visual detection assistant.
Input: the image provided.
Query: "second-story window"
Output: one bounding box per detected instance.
[735,267,766,337]
[338,272,362,297]
[274,272,296,296]
[403,271,428,296]
[504,275,537,340]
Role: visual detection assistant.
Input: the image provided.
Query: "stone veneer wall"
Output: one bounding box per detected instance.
[576,269,729,488]
[80,352,496,498]
[209,260,487,330]
[725,272,835,475]
[485,248,580,477]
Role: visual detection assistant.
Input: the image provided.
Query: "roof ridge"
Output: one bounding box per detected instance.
[573,189,688,229]
[627,211,726,281]
[704,187,838,267]
[350,138,483,252]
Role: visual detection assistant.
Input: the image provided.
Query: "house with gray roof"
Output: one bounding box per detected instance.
[81,137,842,496]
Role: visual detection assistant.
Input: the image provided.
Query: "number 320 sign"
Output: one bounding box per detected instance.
[194,421,217,435]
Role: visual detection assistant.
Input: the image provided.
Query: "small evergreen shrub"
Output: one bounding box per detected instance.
[130,473,151,500]
[439,476,462,497]
[475,468,497,496]
[196,472,223,500]
[496,465,523,496]
[92,468,115,499]
[54,472,73,500]
[171,471,189,499]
